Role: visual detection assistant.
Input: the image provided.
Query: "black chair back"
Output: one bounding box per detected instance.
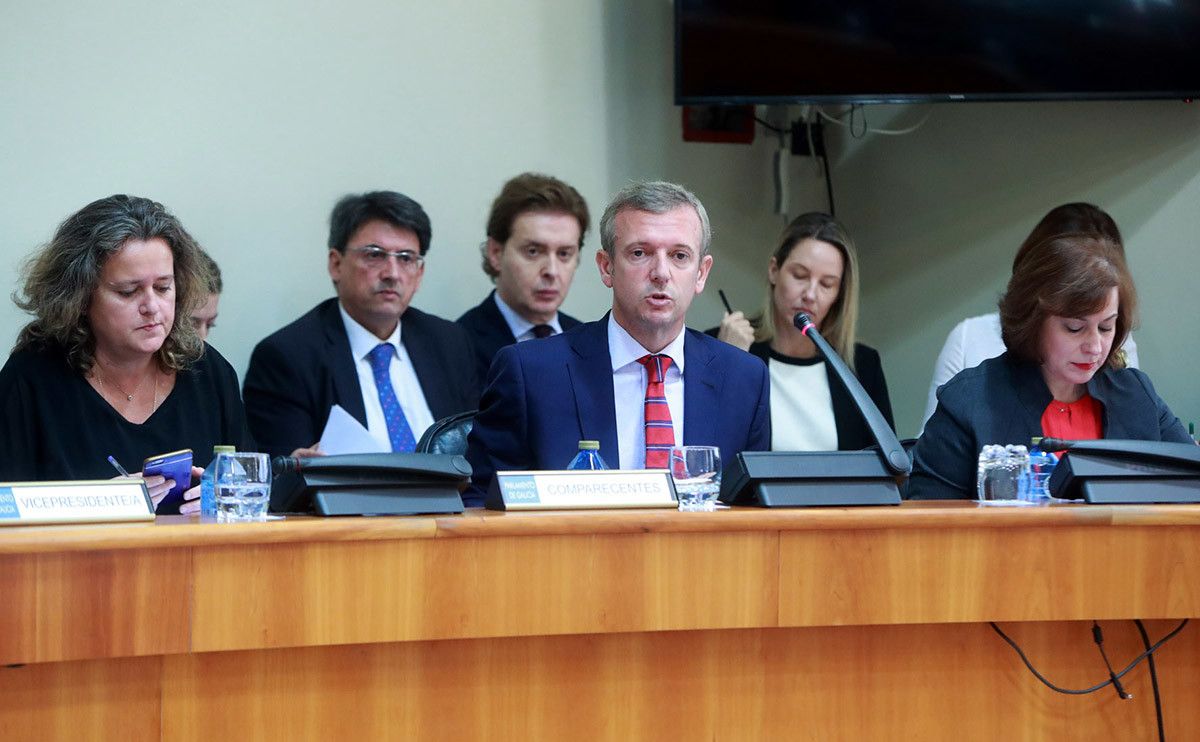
[416,410,477,455]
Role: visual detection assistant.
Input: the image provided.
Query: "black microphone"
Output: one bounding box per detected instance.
[1040,438,1200,466]
[794,313,911,475]
[272,454,391,477]
[273,456,299,476]
[272,453,416,476]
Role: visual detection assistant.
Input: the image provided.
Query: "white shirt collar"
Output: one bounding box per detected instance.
[338,302,402,361]
[607,314,686,374]
[492,291,562,339]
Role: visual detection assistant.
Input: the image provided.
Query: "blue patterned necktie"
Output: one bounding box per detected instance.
[367,343,416,452]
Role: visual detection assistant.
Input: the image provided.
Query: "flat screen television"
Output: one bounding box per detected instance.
[676,0,1200,104]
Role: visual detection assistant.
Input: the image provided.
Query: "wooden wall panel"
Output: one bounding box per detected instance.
[779,525,1200,627]
[0,656,161,741]
[0,554,38,665]
[771,620,1194,740]
[3,506,1200,739]
[161,620,1199,741]
[0,549,190,664]
[189,531,779,652]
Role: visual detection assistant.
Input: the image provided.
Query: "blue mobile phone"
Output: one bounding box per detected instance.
[143,449,193,514]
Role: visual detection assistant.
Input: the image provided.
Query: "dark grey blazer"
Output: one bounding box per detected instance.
[908,352,1191,499]
[243,298,479,458]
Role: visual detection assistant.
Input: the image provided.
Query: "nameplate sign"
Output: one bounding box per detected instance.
[487,469,678,510]
[0,480,154,525]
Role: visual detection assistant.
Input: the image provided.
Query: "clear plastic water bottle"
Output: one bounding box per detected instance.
[200,445,236,517]
[1026,438,1058,501]
[567,440,609,470]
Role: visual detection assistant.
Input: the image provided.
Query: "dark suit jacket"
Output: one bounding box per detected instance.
[465,317,772,506]
[456,291,583,384]
[747,340,894,452]
[908,352,1191,500]
[243,298,480,458]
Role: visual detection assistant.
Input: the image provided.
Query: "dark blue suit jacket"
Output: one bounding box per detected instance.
[456,290,583,387]
[465,317,772,505]
[243,298,480,458]
[908,352,1191,500]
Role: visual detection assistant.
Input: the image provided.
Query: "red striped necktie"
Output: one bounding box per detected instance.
[637,354,675,469]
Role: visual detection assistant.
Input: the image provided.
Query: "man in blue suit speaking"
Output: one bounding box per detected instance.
[465,181,771,504]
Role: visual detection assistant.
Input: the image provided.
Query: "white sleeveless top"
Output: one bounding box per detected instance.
[768,354,838,451]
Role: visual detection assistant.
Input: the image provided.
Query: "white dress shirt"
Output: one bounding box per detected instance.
[339,303,436,451]
[493,292,563,342]
[607,316,686,469]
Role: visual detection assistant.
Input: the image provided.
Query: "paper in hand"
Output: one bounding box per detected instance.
[318,405,389,455]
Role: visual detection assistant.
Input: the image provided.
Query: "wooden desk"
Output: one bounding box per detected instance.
[2,502,1198,739]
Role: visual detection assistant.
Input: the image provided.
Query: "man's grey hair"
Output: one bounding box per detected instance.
[598,181,712,256]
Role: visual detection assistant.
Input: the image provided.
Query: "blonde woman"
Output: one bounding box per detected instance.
[718,212,894,451]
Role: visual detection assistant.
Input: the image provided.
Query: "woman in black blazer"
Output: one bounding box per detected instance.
[715,212,894,452]
[908,230,1191,499]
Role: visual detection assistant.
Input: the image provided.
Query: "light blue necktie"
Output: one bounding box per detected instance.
[367,343,416,452]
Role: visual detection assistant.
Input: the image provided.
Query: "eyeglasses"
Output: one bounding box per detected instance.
[350,245,425,271]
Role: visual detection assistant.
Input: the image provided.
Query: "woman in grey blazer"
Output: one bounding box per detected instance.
[908,230,1190,500]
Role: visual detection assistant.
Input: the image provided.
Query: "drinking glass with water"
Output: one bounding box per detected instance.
[215,452,272,522]
[671,445,722,511]
[976,444,1030,505]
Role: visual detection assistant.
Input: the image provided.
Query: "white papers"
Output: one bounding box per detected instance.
[319,405,388,455]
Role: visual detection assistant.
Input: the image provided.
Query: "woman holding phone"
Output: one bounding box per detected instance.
[0,195,254,513]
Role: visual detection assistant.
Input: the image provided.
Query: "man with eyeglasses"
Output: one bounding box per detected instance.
[244,191,479,458]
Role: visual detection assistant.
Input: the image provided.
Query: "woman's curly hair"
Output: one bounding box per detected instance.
[13,194,211,373]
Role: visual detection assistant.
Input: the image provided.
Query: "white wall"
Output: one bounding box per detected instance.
[0,0,828,382]
[0,0,599,376]
[836,101,1200,437]
[600,0,831,326]
[11,1,1190,444]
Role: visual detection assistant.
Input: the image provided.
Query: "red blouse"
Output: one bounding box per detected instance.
[1041,394,1103,450]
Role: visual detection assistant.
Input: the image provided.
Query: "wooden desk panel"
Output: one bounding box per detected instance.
[190,531,779,651]
[0,656,162,741]
[780,524,1200,627]
[2,503,1200,740]
[0,549,190,665]
[156,620,1199,740]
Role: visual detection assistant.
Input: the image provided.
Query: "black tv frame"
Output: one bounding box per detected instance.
[674,1,1200,106]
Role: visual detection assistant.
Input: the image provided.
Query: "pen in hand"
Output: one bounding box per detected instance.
[107,455,131,478]
[718,289,734,314]
[716,288,754,351]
